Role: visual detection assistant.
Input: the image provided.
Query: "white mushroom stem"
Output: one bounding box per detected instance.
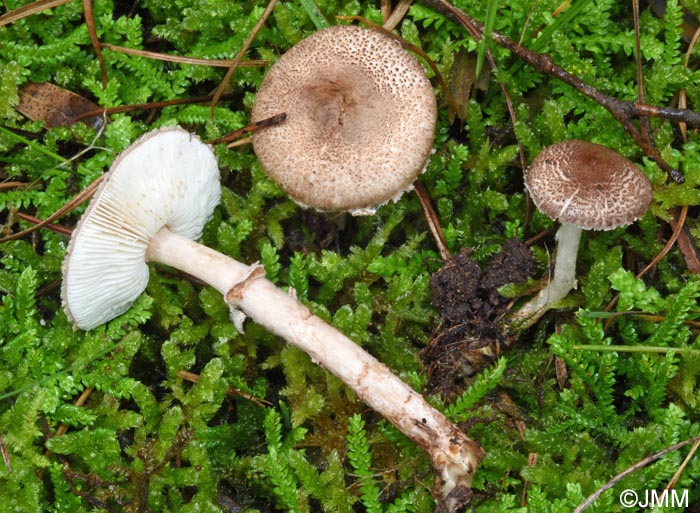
[509,223,582,330]
[146,227,484,503]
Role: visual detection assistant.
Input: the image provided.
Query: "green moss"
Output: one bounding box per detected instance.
[2,0,700,511]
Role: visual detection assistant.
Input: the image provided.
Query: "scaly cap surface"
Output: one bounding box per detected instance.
[525,140,653,230]
[252,25,437,214]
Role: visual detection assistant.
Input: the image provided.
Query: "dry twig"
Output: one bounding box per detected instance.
[422,0,700,183]
[210,0,278,117]
[572,435,700,513]
[82,1,107,88]
[0,0,69,27]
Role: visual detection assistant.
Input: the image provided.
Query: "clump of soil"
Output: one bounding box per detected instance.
[423,238,534,395]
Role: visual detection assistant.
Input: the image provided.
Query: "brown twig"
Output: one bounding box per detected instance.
[0,176,101,243]
[177,370,271,407]
[207,112,287,145]
[636,205,688,280]
[665,436,700,490]
[73,93,238,122]
[523,227,553,248]
[572,435,700,513]
[210,0,277,118]
[668,208,700,274]
[0,432,10,474]
[422,0,698,184]
[383,0,413,32]
[0,181,33,191]
[0,0,70,27]
[679,24,700,140]
[82,0,107,88]
[16,212,73,236]
[100,43,267,68]
[414,180,451,261]
[380,0,392,23]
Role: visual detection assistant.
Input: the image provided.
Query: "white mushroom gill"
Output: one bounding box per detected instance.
[61,127,220,329]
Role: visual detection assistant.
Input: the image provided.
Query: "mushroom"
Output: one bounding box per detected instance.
[61,126,483,508]
[509,140,653,329]
[251,25,437,215]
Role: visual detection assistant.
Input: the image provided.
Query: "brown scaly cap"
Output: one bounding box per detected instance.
[252,25,437,214]
[525,140,653,230]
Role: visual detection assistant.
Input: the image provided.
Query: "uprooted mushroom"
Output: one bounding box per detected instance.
[61,126,484,510]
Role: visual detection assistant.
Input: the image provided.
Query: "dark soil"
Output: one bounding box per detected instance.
[423,238,534,396]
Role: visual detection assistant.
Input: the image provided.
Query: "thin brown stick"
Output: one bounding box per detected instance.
[101,43,267,68]
[207,112,287,145]
[665,436,700,490]
[0,0,69,27]
[572,435,700,513]
[53,387,94,438]
[210,0,277,118]
[414,180,451,261]
[16,213,73,236]
[73,93,238,122]
[0,432,9,474]
[0,176,102,243]
[523,227,553,248]
[668,210,700,274]
[636,205,688,280]
[0,181,32,191]
[82,0,107,88]
[177,370,271,407]
[383,0,413,31]
[380,0,392,23]
[679,24,700,141]
[422,0,697,183]
[603,205,688,323]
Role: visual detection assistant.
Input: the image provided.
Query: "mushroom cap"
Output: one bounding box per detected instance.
[525,140,653,230]
[61,126,221,330]
[252,25,437,214]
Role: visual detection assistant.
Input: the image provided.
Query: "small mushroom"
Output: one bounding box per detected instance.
[61,126,483,507]
[252,25,437,215]
[509,140,653,329]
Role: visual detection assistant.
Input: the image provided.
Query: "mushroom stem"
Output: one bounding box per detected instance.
[508,223,582,330]
[146,227,484,505]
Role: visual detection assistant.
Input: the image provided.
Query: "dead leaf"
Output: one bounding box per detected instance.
[17,82,105,129]
[447,49,476,123]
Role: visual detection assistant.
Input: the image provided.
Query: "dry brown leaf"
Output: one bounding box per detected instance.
[447,49,477,123]
[17,82,105,129]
